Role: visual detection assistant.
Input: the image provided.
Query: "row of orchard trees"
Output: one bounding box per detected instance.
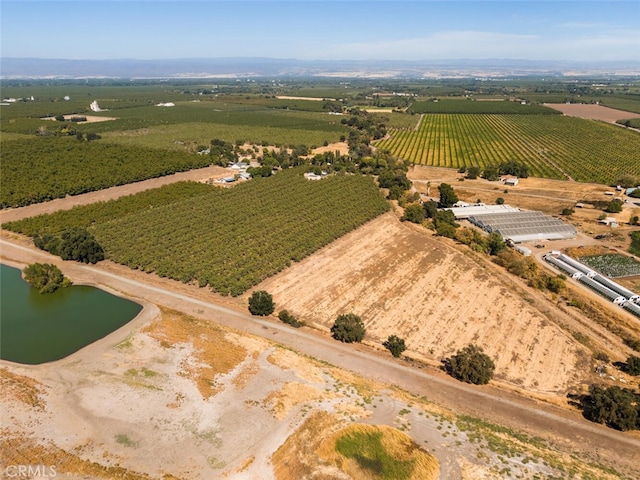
[1,137,213,208]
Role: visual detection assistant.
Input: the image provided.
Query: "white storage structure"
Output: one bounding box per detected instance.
[544,255,583,279]
[557,254,596,278]
[622,301,640,318]
[592,274,640,302]
[468,211,576,243]
[578,276,627,304]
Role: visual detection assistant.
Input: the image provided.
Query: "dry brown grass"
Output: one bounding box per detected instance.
[264,382,326,419]
[0,432,179,479]
[317,423,440,480]
[0,368,47,410]
[272,410,344,480]
[142,308,247,399]
[232,351,260,390]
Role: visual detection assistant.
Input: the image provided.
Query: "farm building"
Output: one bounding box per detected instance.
[578,275,627,304]
[544,255,583,279]
[467,210,576,243]
[504,177,519,186]
[447,204,519,220]
[556,254,596,277]
[591,274,640,302]
[622,301,640,318]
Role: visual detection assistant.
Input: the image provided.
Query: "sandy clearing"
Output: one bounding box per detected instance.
[545,103,640,123]
[42,114,118,123]
[275,95,334,101]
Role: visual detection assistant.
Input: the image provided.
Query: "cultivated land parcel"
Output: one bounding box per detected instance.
[2,78,640,479]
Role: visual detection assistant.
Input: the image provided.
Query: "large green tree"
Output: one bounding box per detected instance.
[331,313,366,343]
[23,263,71,294]
[442,344,495,385]
[437,183,458,208]
[248,290,275,316]
[401,204,425,224]
[580,385,640,431]
[59,228,105,263]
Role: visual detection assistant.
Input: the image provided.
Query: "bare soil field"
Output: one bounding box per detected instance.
[43,114,118,123]
[545,103,640,123]
[259,212,590,394]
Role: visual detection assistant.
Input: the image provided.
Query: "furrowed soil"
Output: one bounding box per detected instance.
[259,212,588,394]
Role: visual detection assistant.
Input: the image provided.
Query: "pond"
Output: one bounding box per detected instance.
[0,263,142,364]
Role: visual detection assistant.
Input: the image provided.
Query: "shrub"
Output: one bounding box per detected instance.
[561,207,575,216]
[331,313,366,343]
[622,355,640,376]
[580,385,640,431]
[248,290,275,316]
[34,228,104,264]
[442,344,495,385]
[605,199,623,213]
[495,197,505,205]
[401,204,425,224]
[278,309,305,328]
[23,263,71,294]
[383,335,407,358]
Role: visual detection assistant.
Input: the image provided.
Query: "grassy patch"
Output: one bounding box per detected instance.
[114,433,138,448]
[335,430,414,479]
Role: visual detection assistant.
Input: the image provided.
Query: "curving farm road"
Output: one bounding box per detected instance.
[1,237,639,475]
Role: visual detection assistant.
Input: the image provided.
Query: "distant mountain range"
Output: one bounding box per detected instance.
[2,57,639,79]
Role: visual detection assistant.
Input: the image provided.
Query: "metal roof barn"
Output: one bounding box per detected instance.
[468,211,576,243]
[447,204,520,220]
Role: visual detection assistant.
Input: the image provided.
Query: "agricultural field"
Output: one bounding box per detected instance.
[4,169,389,296]
[407,99,560,115]
[0,137,214,208]
[578,254,640,278]
[375,114,640,184]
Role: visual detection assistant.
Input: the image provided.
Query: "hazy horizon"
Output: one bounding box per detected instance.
[2,1,639,64]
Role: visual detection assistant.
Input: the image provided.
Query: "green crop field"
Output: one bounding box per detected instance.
[4,169,389,296]
[407,99,559,115]
[375,114,640,184]
[0,137,214,208]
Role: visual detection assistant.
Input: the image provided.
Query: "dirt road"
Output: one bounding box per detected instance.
[2,238,639,474]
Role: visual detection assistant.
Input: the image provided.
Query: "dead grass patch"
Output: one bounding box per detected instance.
[0,368,47,410]
[318,423,439,480]
[267,347,326,384]
[232,351,261,390]
[0,432,176,479]
[142,308,247,399]
[272,411,344,479]
[264,382,325,419]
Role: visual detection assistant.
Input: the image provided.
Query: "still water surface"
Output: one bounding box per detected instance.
[0,263,142,364]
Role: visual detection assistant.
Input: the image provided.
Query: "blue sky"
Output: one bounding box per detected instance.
[1,1,638,62]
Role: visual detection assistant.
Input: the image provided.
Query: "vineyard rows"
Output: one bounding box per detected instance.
[375,114,640,184]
